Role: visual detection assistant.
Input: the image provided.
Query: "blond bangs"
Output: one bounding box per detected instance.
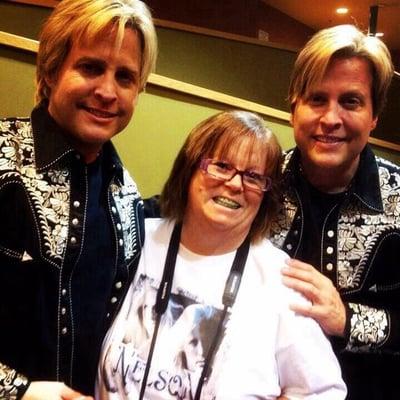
[36,0,157,103]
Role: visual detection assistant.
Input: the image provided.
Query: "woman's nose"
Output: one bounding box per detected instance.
[224,172,244,192]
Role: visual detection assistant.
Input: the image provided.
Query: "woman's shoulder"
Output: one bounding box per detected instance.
[144,218,174,243]
[244,239,287,291]
[248,239,310,306]
[144,217,164,231]
[250,238,290,268]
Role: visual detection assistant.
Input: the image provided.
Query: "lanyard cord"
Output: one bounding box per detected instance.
[138,223,250,400]
[194,235,250,400]
[138,223,182,400]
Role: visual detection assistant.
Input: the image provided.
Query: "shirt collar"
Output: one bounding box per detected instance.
[350,145,383,212]
[284,145,383,212]
[101,141,125,183]
[31,102,124,182]
[31,102,75,171]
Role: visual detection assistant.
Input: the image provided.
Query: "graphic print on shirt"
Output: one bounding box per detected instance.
[101,273,223,399]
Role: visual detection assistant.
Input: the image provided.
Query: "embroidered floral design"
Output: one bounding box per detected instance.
[0,362,28,400]
[269,151,400,350]
[337,162,400,290]
[0,117,142,265]
[347,303,388,351]
[271,152,400,292]
[269,195,297,249]
[111,170,141,261]
[0,119,70,261]
[338,224,357,252]
[386,195,400,216]
[0,120,12,133]
[20,166,70,261]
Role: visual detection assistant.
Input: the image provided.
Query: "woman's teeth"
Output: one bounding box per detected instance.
[214,196,240,209]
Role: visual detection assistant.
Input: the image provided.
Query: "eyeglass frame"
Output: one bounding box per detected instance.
[199,158,272,192]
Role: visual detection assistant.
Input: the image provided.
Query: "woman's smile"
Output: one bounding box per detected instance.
[213,196,241,210]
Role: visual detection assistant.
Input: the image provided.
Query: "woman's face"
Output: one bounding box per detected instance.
[185,137,266,240]
[183,325,205,371]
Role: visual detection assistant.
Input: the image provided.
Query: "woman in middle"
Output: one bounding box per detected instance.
[97,110,346,399]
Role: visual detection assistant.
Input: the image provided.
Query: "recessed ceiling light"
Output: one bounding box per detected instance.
[336,7,349,14]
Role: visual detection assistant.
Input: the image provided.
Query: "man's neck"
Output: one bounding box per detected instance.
[300,158,360,194]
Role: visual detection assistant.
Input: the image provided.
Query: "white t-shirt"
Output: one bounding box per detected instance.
[96,218,346,400]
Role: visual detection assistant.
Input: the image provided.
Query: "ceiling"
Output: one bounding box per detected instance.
[264,0,400,52]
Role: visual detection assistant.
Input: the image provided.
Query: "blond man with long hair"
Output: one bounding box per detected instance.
[0,1,157,399]
[270,24,399,399]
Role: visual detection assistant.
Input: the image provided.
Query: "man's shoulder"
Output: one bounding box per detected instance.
[0,117,33,149]
[282,148,295,164]
[0,116,30,122]
[0,117,34,175]
[374,155,400,204]
[0,116,31,136]
[375,154,400,174]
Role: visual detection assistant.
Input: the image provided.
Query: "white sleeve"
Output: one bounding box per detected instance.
[276,303,347,399]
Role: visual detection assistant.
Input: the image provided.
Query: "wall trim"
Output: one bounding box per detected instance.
[153,19,299,52]
[148,74,291,121]
[0,31,38,53]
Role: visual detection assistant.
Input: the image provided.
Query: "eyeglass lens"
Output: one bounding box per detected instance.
[205,160,270,191]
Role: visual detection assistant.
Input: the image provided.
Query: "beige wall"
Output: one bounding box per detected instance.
[0,44,294,198]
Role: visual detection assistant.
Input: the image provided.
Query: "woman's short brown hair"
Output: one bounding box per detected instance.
[160,110,282,242]
[36,0,157,103]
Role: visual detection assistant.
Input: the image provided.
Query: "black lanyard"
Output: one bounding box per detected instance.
[139,223,250,400]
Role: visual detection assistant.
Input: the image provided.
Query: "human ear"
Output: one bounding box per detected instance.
[289,102,297,126]
[370,116,378,131]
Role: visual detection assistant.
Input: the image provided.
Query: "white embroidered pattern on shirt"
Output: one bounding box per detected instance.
[0,120,70,261]
[346,303,388,349]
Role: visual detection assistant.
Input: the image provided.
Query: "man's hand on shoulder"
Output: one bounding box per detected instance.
[281,258,346,337]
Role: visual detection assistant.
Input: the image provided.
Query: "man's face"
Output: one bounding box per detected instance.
[291,57,377,185]
[47,27,142,163]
